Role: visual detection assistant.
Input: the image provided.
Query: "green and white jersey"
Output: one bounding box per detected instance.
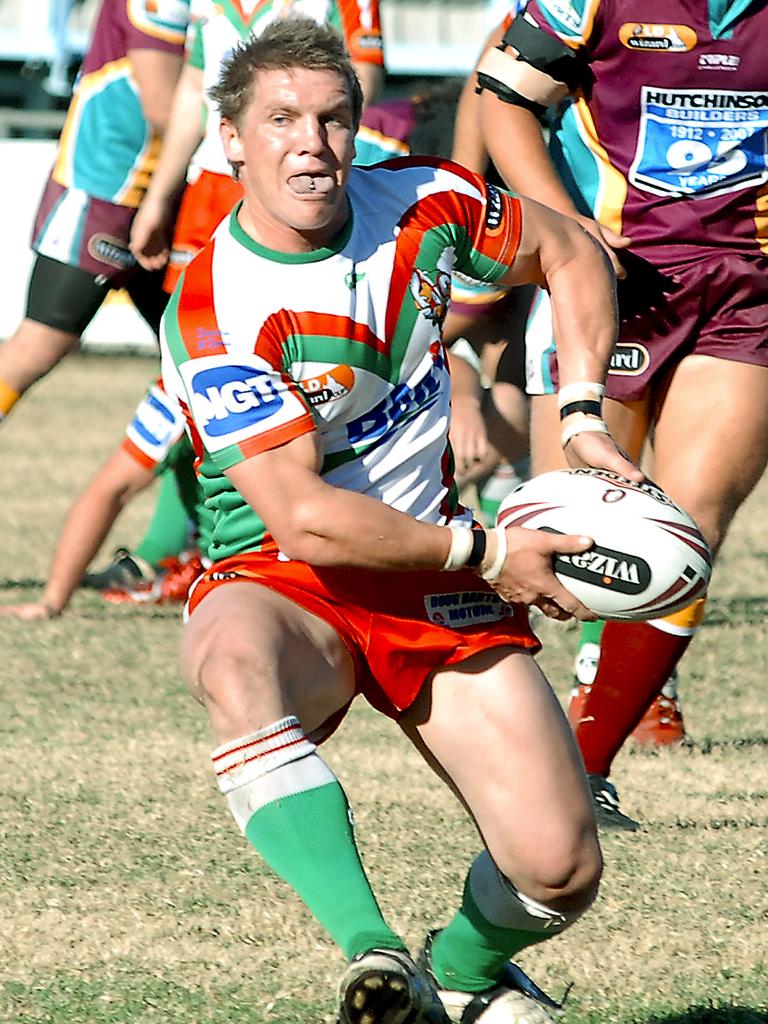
[161,158,522,562]
[187,0,384,176]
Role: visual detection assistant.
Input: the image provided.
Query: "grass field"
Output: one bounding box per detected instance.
[1,355,767,1024]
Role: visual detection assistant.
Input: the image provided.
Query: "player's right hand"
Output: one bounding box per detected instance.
[450,393,491,484]
[488,527,597,621]
[565,428,644,484]
[0,601,59,621]
[130,199,171,271]
[575,215,631,279]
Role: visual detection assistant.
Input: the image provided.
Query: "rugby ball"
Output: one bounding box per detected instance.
[496,469,712,620]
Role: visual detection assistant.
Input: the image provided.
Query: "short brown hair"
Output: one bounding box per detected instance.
[209,16,364,130]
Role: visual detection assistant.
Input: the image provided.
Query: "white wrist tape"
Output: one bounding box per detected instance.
[481,526,508,582]
[442,526,475,571]
[561,417,610,448]
[557,381,605,408]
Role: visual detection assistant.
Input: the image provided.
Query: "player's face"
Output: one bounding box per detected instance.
[221,67,356,251]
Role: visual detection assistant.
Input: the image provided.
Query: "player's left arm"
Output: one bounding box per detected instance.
[128,46,185,132]
[337,0,384,106]
[353,61,384,107]
[498,195,643,481]
[451,18,508,174]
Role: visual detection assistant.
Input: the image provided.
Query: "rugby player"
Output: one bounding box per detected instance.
[160,17,643,1023]
[0,0,188,425]
[476,0,768,829]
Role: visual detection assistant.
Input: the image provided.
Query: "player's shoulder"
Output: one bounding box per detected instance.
[124,0,190,46]
[350,156,487,200]
[525,0,605,46]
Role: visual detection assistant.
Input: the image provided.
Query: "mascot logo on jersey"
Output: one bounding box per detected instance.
[410,269,451,325]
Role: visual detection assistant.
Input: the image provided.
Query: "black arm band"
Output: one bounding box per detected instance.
[559,400,603,420]
[502,14,587,91]
[475,72,547,116]
[466,528,488,569]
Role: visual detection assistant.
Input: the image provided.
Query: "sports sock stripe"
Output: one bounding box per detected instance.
[212,716,316,791]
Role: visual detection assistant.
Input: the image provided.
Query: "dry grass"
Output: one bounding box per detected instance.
[1,357,767,1023]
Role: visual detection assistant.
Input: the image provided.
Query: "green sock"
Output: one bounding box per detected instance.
[431,877,548,992]
[245,780,405,959]
[579,618,605,648]
[134,469,191,567]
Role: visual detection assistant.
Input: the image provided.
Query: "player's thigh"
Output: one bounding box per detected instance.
[653,354,768,551]
[401,646,599,896]
[25,255,108,336]
[529,393,650,475]
[182,581,356,741]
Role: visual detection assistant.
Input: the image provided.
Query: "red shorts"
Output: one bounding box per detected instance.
[187,553,539,722]
[164,169,243,292]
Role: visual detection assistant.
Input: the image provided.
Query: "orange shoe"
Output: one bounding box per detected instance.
[631,688,685,746]
[157,551,205,603]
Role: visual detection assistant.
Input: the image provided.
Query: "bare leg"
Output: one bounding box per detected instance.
[181,581,356,740]
[652,355,768,551]
[0,319,80,410]
[402,646,600,906]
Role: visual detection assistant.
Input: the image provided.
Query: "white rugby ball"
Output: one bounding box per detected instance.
[496,469,712,621]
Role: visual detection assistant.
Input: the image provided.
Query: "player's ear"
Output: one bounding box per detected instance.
[220,116,244,165]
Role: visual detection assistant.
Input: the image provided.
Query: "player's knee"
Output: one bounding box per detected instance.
[468,848,600,939]
[184,621,277,713]
[492,831,602,914]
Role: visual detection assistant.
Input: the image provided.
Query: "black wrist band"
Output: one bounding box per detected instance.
[559,399,603,420]
[466,527,488,568]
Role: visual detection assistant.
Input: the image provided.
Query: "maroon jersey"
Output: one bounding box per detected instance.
[523,0,768,260]
[51,0,188,205]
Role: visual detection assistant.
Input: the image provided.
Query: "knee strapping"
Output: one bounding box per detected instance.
[211,716,335,833]
[469,851,585,934]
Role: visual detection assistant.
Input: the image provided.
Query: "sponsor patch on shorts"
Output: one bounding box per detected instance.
[88,233,136,270]
[425,591,514,627]
[608,342,650,375]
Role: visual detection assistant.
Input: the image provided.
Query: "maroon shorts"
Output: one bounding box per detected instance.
[32,176,139,283]
[533,250,768,401]
[187,553,539,724]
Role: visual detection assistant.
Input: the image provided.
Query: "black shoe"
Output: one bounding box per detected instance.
[81,548,155,590]
[418,931,563,1023]
[588,774,640,832]
[337,947,450,1024]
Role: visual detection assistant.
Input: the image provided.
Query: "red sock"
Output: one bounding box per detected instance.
[574,620,692,777]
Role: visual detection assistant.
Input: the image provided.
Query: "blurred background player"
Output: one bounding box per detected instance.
[0,378,207,621]
[129,0,385,285]
[0,0,188,426]
[475,0,768,829]
[87,0,387,595]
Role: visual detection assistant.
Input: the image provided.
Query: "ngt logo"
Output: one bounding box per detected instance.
[190,364,283,437]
